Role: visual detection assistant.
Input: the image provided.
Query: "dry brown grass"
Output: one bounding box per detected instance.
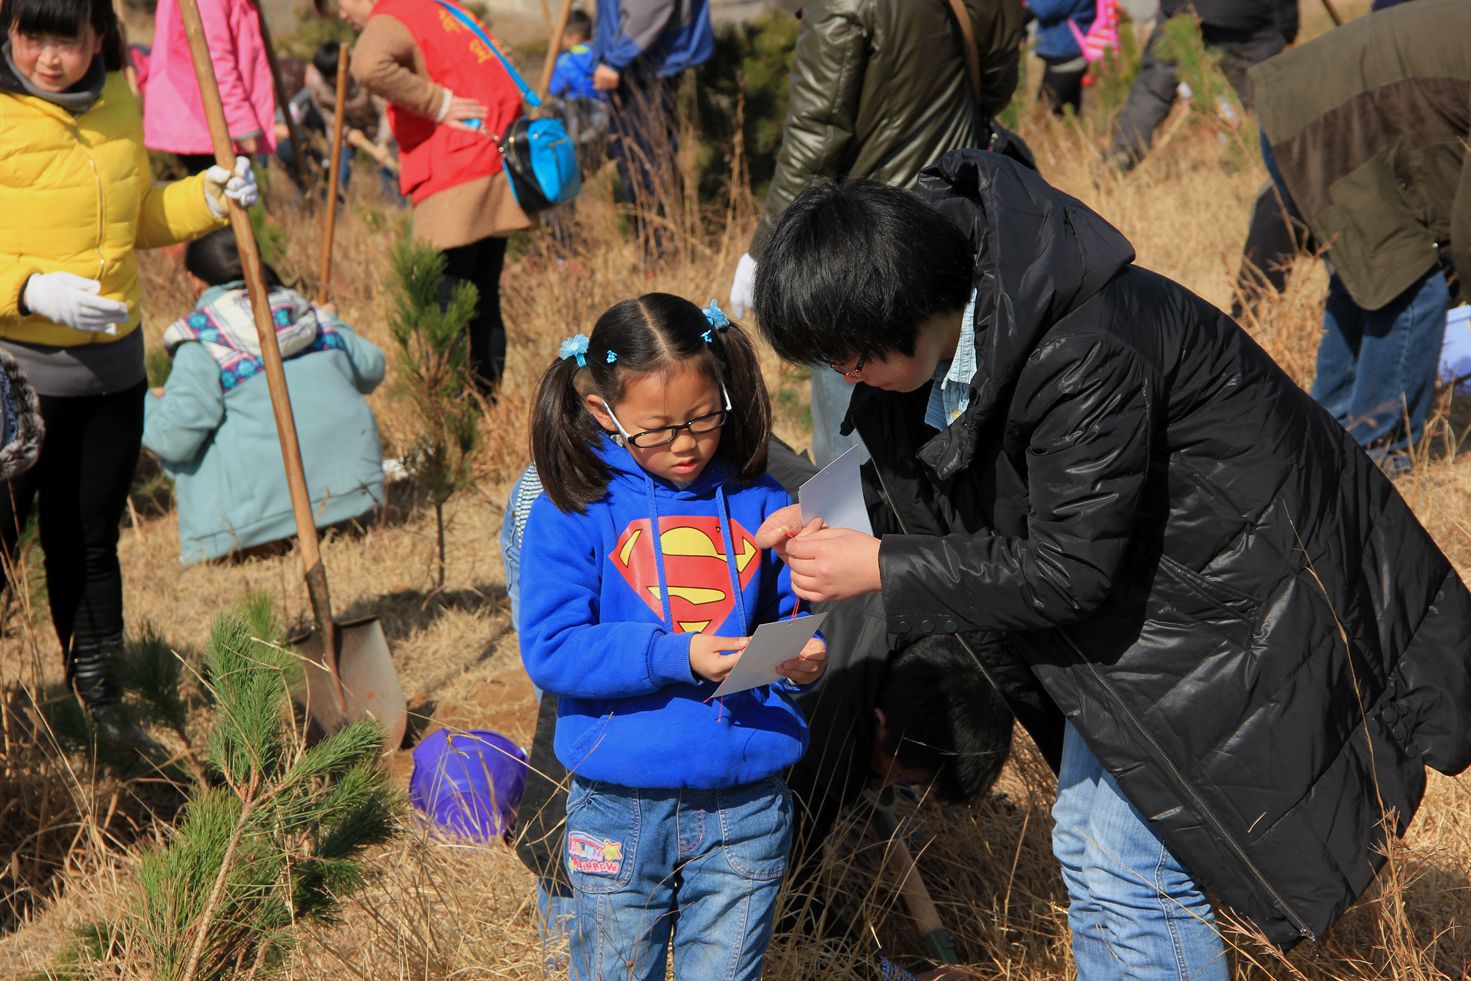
[2,10,1469,975]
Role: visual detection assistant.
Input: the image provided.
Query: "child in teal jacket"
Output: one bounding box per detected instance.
[143,230,386,564]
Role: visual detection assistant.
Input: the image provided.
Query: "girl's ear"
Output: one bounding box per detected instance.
[583,392,617,433]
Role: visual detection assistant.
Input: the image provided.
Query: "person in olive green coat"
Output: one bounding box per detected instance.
[1248,0,1470,466]
[726,0,1024,467]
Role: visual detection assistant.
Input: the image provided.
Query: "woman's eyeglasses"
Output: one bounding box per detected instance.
[601,381,733,448]
[829,354,866,379]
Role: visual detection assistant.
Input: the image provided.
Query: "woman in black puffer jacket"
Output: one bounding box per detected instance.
[751,150,1471,976]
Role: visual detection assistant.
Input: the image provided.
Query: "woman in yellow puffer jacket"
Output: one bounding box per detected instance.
[0,0,258,735]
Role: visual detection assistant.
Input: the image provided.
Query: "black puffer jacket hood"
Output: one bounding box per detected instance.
[853,149,1471,948]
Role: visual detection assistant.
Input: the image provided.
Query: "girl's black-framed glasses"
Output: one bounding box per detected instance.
[601,381,733,448]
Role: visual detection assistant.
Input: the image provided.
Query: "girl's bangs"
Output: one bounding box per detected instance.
[8,0,94,38]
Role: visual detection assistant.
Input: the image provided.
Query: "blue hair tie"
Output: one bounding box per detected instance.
[606,349,618,364]
[701,329,714,344]
[702,300,730,331]
[559,333,590,368]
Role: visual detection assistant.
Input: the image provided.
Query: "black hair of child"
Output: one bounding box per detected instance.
[753,179,974,367]
[4,0,126,72]
[565,9,593,40]
[531,293,772,514]
[184,229,284,291]
[876,634,1014,804]
[312,40,344,82]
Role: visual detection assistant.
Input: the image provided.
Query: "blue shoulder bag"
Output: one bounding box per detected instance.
[433,0,582,213]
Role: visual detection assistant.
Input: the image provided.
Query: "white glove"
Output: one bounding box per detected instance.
[21,272,128,334]
[729,252,757,320]
[203,156,259,217]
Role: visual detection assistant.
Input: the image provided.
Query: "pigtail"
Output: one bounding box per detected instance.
[531,355,608,513]
[707,321,771,484]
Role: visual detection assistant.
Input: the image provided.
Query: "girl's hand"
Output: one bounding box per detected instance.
[785,527,882,602]
[777,636,827,686]
[755,504,822,562]
[689,633,749,683]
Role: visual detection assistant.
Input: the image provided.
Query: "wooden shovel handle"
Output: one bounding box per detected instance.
[176,0,342,696]
[536,0,576,103]
[317,46,351,305]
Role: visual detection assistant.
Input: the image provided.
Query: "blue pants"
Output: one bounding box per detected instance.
[809,368,861,469]
[1311,270,1449,464]
[566,776,791,981]
[1051,724,1229,981]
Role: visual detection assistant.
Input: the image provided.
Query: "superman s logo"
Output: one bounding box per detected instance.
[610,517,760,633]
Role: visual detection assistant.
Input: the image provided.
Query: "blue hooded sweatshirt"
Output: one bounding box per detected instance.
[520,436,809,790]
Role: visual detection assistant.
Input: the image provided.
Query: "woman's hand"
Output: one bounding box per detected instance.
[785,527,882,602]
[439,90,488,132]
[689,633,749,683]
[777,636,827,686]
[593,64,620,91]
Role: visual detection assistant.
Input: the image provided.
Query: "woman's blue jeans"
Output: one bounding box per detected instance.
[1310,269,1449,462]
[566,776,791,981]
[1051,724,1229,980]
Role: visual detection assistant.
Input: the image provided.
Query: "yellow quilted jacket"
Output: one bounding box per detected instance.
[0,71,223,346]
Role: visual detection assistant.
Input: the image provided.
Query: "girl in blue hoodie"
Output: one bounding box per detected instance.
[519,293,826,981]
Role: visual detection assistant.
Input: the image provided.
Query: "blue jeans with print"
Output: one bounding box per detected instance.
[565,775,792,981]
[1051,724,1229,981]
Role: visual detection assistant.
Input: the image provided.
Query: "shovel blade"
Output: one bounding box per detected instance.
[292,615,408,752]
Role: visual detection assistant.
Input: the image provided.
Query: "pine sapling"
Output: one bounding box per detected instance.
[135,600,400,980]
[387,236,483,589]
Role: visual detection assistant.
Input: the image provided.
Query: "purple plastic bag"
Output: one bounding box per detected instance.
[410,728,528,843]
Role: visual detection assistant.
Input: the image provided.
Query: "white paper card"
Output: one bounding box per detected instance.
[799,444,873,537]
[710,612,829,699]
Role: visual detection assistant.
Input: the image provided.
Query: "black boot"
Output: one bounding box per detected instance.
[68,637,121,710]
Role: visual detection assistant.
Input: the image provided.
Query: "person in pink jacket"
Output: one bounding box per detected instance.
[144,0,276,171]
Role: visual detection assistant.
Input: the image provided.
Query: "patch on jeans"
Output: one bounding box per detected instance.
[567,832,623,875]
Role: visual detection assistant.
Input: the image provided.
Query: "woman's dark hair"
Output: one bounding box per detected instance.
[531,293,771,513]
[876,634,1015,804]
[3,0,127,72]
[753,179,975,367]
[184,229,283,289]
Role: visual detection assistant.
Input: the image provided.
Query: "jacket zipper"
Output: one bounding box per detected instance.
[82,131,106,284]
[1056,628,1317,942]
[872,456,1317,942]
[869,463,1005,697]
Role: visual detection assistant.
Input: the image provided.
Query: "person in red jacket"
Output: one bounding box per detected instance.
[335,0,530,395]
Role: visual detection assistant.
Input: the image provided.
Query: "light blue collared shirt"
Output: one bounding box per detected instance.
[924,288,978,431]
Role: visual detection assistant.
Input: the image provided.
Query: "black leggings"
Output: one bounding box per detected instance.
[0,382,145,681]
[440,235,509,396]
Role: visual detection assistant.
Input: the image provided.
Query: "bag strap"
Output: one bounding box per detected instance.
[943,0,983,108]
[432,0,542,109]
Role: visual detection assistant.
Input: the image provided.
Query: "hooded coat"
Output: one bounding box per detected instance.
[850,150,1471,946]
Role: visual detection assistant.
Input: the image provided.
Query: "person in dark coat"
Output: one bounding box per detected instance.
[1109,0,1297,170]
[1236,0,1469,466]
[727,0,1025,467]
[751,150,1471,978]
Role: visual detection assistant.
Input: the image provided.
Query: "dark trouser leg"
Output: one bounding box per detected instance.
[440,236,509,396]
[176,152,219,175]
[1109,25,1180,169]
[609,75,680,264]
[4,383,145,706]
[1040,58,1087,116]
